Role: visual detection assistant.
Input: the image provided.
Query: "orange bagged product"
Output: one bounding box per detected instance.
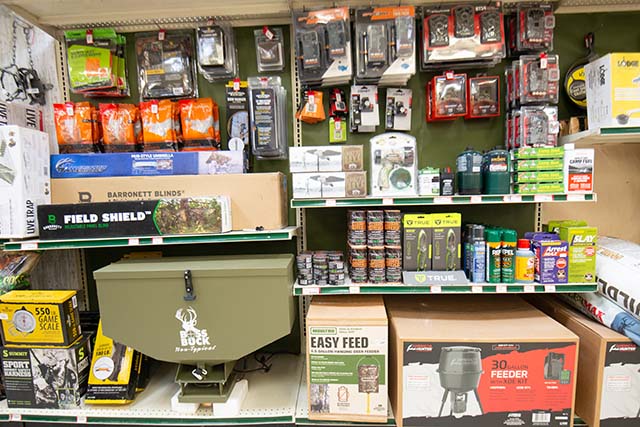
[99,103,141,152]
[178,98,219,151]
[54,102,97,153]
[139,99,176,151]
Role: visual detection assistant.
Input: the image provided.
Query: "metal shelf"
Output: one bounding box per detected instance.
[294,280,597,296]
[2,226,298,252]
[0,355,301,425]
[291,194,596,208]
[561,127,640,147]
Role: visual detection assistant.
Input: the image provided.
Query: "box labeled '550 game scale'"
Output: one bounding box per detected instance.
[0,290,81,347]
[387,296,579,427]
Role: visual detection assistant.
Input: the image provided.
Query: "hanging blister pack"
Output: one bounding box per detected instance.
[427,72,467,121]
[329,88,348,143]
[516,3,555,53]
[135,31,197,100]
[294,7,352,86]
[350,85,379,133]
[422,2,505,70]
[519,54,560,104]
[248,76,288,160]
[355,6,416,86]
[385,88,412,131]
[518,106,559,147]
[197,23,238,82]
[254,27,285,72]
[467,76,500,119]
[225,80,251,170]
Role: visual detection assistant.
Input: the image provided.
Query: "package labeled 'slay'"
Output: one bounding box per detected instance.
[86,321,141,404]
[0,290,81,346]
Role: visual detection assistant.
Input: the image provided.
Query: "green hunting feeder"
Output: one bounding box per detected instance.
[93,254,295,404]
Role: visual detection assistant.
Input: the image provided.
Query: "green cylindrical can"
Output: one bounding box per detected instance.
[501,229,517,283]
[485,229,502,283]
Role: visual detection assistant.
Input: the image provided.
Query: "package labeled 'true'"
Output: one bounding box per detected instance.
[0,290,81,347]
[306,295,388,423]
[387,295,579,427]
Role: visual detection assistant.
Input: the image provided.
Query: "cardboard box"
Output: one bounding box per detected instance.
[306,295,388,423]
[431,213,461,271]
[513,147,565,159]
[529,296,640,427]
[0,290,81,347]
[515,171,565,183]
[514,158,564,171]
[532,238,569,284]
[292,172,367,199]
[1,335,91,408]
[0,102,44,131]
[86,321,141,404]
[586,53,640,129]
[515,182,565,194]
[546,220,588,234]
[289,146,364,173]
[418,168,440,196]
[559,226,597,283]
[403,214,432,271]
[51,151,244,178]
[387,295,579,427]
[50,173,288,231]
[0,126,51,239]
[564,148,594,193]
[38,197,232,240]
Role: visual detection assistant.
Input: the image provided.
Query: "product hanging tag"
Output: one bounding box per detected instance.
[151,102,158,114]
[86,29,93,44]
[445,70,455,80]
[158,29,166,41]
[66,102,74,116]
[263,26,274,40]
[539,52,548,69]
[233,78,240,92]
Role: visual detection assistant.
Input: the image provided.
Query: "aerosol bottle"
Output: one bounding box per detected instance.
[485,229,502,283]
[501,229,517,283]
[470,225,486,283]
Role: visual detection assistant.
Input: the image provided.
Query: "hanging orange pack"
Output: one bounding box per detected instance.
[139,99,176,151]
[53,102,96,153]
[296,90,325,124]
[178,98,219,151]
[99,103,140,152]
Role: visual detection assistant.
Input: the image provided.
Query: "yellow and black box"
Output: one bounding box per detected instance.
[0,290,81,347]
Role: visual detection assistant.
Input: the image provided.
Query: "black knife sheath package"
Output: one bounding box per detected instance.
[248,76,288,160]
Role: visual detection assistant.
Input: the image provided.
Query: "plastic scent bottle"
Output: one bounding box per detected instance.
[515,239,534,283]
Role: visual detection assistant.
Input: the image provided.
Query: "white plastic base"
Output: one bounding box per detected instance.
[170,390,200,414]
[213,379,249,417]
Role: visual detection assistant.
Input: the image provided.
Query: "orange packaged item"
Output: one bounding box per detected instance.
[139,99,176,151]
[99,103,141,152]
[53,102,97,153]
[178,98,219,151]
[296,90,325,124]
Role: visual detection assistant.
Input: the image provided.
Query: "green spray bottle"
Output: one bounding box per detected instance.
[501,229,517,283]
[485,229,502,283]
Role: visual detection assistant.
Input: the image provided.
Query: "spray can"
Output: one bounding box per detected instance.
[485,229,502,283]
[456,147,483,195]
[470,225,486,283]
[501,229,517,283]
[463,224,474,275]
[515,239,535,283]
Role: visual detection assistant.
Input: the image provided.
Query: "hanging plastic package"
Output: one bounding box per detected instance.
[248,77,288,160]
[178,98,220,151]
[53,102,98,153]
[65,28,119,94]
[254,27,285,72]
[0,252,40,295]
[135,31,197,100]
[139,99,177,152]
[99,103,142,152]
[197,23,238,82]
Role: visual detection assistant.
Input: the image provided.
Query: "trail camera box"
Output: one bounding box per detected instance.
[1,334,91,409]
[93,254,295,365]
[0,291,81,347]
[306,295,388,423]
[529,296,640,427]
[386,295,579,427]
[289,146,364,172]
[50,172,287,231]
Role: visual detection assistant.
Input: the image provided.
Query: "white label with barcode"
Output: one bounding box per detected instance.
[151,237,163,245]
[325,199,337,207]
[77,415,88,423]
[534,194,553,202]
[21,242,38,250]
[128,238,140,245]
[382,198,393,205]
[302,287,320,295]
[505,195,522,202]
[524,285,535,293]
[497,285,507,293]
[470,196,482,203]
[431,286,442,293]
[472,285,483,293]
[9,414,21,421]
[532,412,551,424]
[349,286,361,294]
[567,194,586,201]
[545,285,556,292]
[435,196,453,204]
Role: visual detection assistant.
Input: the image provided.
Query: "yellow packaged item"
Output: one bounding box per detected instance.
[0,290,81,346]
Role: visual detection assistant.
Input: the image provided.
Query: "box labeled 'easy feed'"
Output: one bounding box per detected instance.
[1,335,91,409]
[387,296,579,427]
[306,296,388,423]
[0,290,81,347]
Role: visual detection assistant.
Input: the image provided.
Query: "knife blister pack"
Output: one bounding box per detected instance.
[248,76,288,160]
[197,23,238,82]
